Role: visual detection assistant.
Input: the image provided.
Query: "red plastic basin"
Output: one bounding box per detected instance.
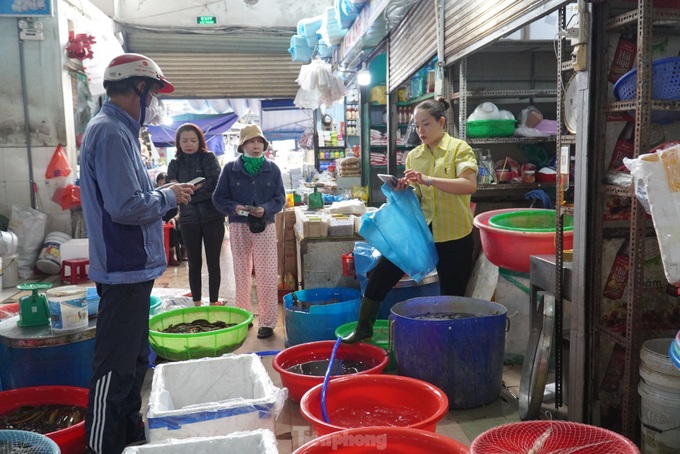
[272,340,389,403]
[473,208,573,273]
[294,427,470,453]
[0,386,88,454]
[300,374,449,437]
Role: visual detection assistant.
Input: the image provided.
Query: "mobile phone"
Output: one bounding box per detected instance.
[243,205,257,211]
[236,209,249,216]
[188,177,205,186]
[377,174,398,186]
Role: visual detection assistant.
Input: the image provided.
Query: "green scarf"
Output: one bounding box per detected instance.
[242,155,265,176]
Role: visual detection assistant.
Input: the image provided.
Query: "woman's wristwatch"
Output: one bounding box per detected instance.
[426,176,433,187]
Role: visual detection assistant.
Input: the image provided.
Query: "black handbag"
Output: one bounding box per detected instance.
[247,213,267,233]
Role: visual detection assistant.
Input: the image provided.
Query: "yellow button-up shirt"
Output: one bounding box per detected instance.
[405,133,477,242]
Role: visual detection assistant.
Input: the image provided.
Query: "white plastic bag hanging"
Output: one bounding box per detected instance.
[625,146,680,285]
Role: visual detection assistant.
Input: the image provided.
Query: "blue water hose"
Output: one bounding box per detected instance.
[321,337,343,423]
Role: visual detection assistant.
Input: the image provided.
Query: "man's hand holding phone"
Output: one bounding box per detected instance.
[188,177,205,188]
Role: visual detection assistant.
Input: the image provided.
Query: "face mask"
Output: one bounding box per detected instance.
[142,95,161,126]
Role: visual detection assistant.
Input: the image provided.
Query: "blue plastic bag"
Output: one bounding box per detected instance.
[353,241,381,294]
[359,183,438,282]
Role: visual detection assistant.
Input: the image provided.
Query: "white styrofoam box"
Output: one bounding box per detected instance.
[122,429,278,454]
[147,354,287,443]
[294,207,328,239]
[328,216,354,237]
[627,148,680,285]
[60,238,89,261]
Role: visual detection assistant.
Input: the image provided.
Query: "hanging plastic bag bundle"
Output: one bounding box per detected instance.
[359,183,438,282]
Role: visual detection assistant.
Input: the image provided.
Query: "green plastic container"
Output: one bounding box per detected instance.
[467,119,516,138]
[335,320,395,371]
[488,209,573,233]
[148,306,253,361]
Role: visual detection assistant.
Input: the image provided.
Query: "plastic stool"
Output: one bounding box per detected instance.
[61,258,90,284]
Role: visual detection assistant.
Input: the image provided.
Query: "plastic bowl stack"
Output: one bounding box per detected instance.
[148,306,253,361]
[467,102,516,138]
[473,208,574,273]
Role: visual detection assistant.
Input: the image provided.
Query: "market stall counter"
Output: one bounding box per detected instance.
[294,225,362,290]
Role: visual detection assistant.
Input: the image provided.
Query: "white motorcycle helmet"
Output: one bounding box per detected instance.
[103,53,174,93]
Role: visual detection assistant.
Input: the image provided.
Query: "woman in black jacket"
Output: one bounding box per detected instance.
[167,123,225,305]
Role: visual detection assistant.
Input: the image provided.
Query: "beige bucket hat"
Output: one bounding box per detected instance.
[238,124,269,153]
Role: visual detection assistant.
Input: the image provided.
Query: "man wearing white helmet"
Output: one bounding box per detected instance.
[79,53,195,454]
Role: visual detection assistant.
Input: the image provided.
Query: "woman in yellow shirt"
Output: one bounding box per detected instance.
[344,97,478,343]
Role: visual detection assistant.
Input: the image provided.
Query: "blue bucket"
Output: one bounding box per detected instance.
[283,287,361,347]
[0,338,94,390]
[0,316,96,390]
[390,296,507,410]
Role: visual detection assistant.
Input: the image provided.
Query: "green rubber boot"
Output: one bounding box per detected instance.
[341,297,382,344]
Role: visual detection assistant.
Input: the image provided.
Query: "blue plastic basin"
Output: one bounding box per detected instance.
[283,287,361,347]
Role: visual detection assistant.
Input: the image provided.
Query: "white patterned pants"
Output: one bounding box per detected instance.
[228,222,278,328]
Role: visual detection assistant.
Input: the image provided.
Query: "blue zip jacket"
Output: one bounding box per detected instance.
[79,102,177,284]
[213,156,286,224]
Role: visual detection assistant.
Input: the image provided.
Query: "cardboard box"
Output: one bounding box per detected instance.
[275,211,284,242]
[283,239,297,277]
[146,354,287,443]
[283,208,296,240]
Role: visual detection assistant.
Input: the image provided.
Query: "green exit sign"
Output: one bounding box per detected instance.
[196,16,217,25]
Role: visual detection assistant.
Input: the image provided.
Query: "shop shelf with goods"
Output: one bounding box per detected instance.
[450,41,560,204]
[360,60,438,207]
[313,105,346,173]
[585,0,680,443]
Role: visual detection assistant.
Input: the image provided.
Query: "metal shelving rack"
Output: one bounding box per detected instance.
[452,41,560,196]
[587,0,676,439]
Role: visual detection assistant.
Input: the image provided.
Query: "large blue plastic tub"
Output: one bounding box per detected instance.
[390,296,507,410]
[0,338,94,390]
[283,287,361,347]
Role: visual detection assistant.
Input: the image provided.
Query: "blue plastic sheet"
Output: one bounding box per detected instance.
[359,183,438,282]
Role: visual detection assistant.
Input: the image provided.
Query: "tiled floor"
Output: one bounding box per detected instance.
[0,230,567,452]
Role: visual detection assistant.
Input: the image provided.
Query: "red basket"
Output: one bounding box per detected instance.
[341,252,355,277]
[470,421,639,453]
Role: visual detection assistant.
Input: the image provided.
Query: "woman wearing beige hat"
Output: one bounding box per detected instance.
[213,124,286,339]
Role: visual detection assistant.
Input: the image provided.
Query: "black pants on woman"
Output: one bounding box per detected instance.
[180,218,225,303]
[364,232,474,302]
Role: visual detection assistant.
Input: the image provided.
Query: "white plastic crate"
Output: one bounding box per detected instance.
[146,354,287,443]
